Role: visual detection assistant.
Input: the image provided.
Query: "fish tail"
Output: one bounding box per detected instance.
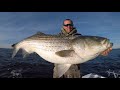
[11,43,20,58]
[11,44,16,47]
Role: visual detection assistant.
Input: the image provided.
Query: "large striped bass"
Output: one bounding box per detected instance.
[11,32,113,77]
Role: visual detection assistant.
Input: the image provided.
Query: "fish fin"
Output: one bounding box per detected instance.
[11,43,18,48]
[12,44,19,58]
[55,50,74,57]
[22,49,29,58]
[36,32,46,35]
[54,64,71,78]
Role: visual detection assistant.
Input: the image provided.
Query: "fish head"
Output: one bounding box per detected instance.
[72,36,113,59]
[87,36,113,54]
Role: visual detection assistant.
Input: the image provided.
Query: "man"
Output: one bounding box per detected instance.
[53,19,112,78]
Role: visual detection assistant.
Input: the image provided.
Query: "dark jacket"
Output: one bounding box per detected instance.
[59,27,82,37]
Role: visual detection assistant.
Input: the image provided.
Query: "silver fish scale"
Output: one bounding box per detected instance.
[24,37,72,52]
[39,39,71,51]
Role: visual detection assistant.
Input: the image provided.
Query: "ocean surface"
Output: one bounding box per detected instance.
[0,48,120,78]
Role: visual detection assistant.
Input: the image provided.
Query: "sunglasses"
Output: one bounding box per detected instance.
[63,24,73,26]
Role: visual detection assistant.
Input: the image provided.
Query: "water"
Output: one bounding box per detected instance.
[0,48,54,78]
[80,48,120,78]
[0,48,120,78]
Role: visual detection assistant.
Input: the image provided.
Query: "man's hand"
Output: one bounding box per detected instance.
[101,47,112,56]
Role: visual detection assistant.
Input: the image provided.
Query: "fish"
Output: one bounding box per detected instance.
[11,32,113,78]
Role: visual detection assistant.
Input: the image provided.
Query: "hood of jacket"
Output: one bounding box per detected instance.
[61,27,78,36]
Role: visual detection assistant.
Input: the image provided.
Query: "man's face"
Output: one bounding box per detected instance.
[63,20,73,33]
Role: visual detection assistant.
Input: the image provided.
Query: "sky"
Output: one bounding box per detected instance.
[0,12,120,49]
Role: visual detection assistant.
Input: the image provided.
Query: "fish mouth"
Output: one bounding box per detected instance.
[110,43,113,47]
[106,40,113,48]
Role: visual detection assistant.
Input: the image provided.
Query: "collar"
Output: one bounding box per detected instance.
[61,27,77,36]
